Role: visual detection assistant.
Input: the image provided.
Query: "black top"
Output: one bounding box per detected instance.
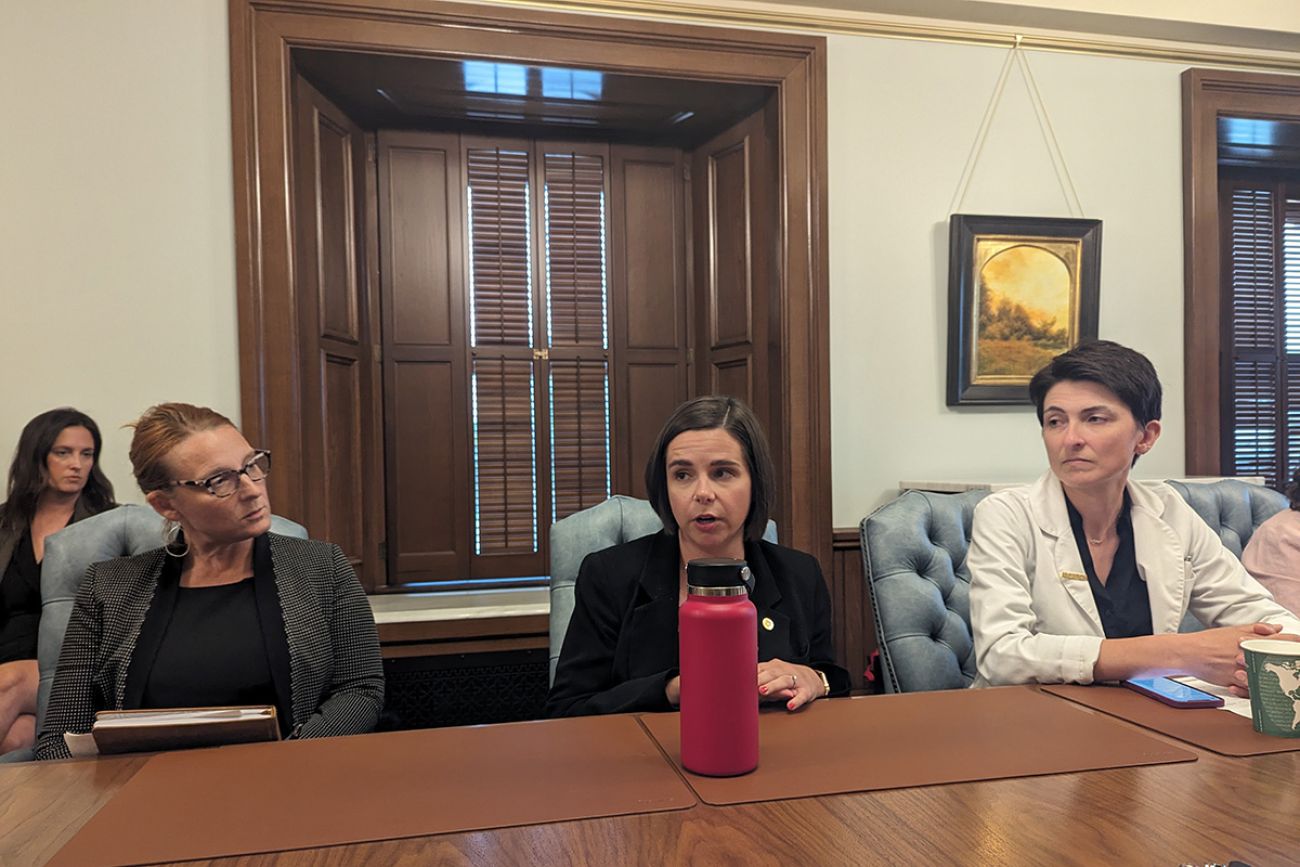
[1065,493,1153,639]
[0,530,42,664]
[141,576,279,710]
[546,530,850,718]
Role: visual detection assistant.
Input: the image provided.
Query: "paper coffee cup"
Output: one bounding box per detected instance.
[1241,638,1300,738]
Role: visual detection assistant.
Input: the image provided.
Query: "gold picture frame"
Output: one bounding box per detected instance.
[946,214,1101,405]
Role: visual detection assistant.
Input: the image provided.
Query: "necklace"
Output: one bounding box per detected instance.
[1087,526,1116,546]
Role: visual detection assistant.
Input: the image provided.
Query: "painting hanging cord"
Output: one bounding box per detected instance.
[945,36,1100,406]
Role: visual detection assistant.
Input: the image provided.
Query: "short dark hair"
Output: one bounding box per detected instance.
[1029,339,1162,428]
[1,408,117,532]
[644,396,775,541]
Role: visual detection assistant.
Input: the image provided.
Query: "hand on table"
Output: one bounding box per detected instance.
[1163,622,1280,691]
[758,659,825,712]
[666,675,681,706]
[1228,627,1300,698]
[667,661,829,711]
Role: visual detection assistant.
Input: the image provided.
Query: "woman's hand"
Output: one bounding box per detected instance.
[1228,628,1300,698]
[1175,622,1287,691]
[757,659,825,712]
[665,675,681,706]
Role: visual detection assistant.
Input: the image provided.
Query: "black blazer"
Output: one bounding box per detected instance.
[546,530,850,717]
[35,533,384,760]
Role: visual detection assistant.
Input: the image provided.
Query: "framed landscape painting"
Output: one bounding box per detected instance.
[946,214,1101,406]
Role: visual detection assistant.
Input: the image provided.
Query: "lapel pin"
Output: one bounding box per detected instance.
[762,617,775,631]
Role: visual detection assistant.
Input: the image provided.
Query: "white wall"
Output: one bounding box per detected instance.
[828,35,1187,525]
[0,2,1205,524]
[0,1,239,505]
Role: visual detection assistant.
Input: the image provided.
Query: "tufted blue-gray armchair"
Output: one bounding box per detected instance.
[859,479,1289,694]
[1164,479,1286,557]
[0,504,306,763]
[549,497,664,686]
[548,495,777,686]
[860,490,986,694]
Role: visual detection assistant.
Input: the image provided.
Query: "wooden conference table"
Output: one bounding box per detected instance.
[3,686,1297,866]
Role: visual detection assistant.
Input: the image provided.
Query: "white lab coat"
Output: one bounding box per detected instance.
[968,471,1300,687]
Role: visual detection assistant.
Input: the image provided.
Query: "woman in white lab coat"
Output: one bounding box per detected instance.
[968,340,1300,690]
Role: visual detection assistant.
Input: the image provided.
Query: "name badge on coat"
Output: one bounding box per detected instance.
[1060,570,1088,582]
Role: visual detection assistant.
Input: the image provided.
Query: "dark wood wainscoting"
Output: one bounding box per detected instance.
[831,528,876,693]
[382,649,550,730]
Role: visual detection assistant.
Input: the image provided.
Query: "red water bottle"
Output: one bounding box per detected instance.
[679,558,758,776]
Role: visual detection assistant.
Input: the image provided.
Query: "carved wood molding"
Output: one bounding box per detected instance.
[228,0,832,570]
[1182,68,1300,474]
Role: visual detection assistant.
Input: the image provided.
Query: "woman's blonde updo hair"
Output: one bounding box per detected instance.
[129,403,235,493]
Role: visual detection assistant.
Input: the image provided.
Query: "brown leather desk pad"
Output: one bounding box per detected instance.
[49,714,695,867]
[638,685,1195,806]
[1043,683,1300,757]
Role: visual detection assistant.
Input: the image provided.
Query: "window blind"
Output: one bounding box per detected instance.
[544,152,608,348]
[544,151,611,521]
[468,147,533,347]
[466,145,613,555]
[471,358,538,554]
[468,146,538,554]
[1222,180,1300,489]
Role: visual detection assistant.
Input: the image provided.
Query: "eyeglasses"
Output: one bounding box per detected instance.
[168,451,271,498]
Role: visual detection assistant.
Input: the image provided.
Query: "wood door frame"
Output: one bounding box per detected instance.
[229,0,834,571]
[1182,68,1300,474]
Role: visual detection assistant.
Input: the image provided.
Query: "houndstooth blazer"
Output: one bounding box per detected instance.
[35,533,383,760]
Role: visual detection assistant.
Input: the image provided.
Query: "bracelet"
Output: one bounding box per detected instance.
[816,669,831,697]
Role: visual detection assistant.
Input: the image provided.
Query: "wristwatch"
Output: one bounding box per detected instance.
[815,669,831,697]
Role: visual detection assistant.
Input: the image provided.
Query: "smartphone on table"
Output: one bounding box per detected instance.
[1122,676,1224,708]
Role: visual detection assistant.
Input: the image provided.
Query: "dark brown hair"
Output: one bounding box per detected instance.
[644,396,774,541]
[1029,339,1163,427]
[128,403,235,493]
[0,408,116,531]
[1028,340,1162,467]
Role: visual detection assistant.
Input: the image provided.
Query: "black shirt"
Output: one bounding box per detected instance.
[0,530,42,664]
[141,577,278,710]
[1065,492,1153,639]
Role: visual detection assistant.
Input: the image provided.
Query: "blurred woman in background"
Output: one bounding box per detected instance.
[1242,465,1300,615]
[0,408,115,753]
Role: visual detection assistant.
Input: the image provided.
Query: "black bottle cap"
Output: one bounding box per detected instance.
[686,558,750,588]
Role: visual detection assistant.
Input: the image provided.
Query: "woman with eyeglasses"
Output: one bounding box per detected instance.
[35,403,383,760]
[1,409,116,754]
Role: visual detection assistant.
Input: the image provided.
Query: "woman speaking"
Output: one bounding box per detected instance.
[547,396,848,717]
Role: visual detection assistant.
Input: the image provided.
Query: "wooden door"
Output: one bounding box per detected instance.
[375,130,471,585]
[608,144,691,497]
[689,98,782,498]
[290,74,385,589]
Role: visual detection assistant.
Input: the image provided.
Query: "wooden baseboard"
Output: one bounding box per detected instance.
[378,614,549,659]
